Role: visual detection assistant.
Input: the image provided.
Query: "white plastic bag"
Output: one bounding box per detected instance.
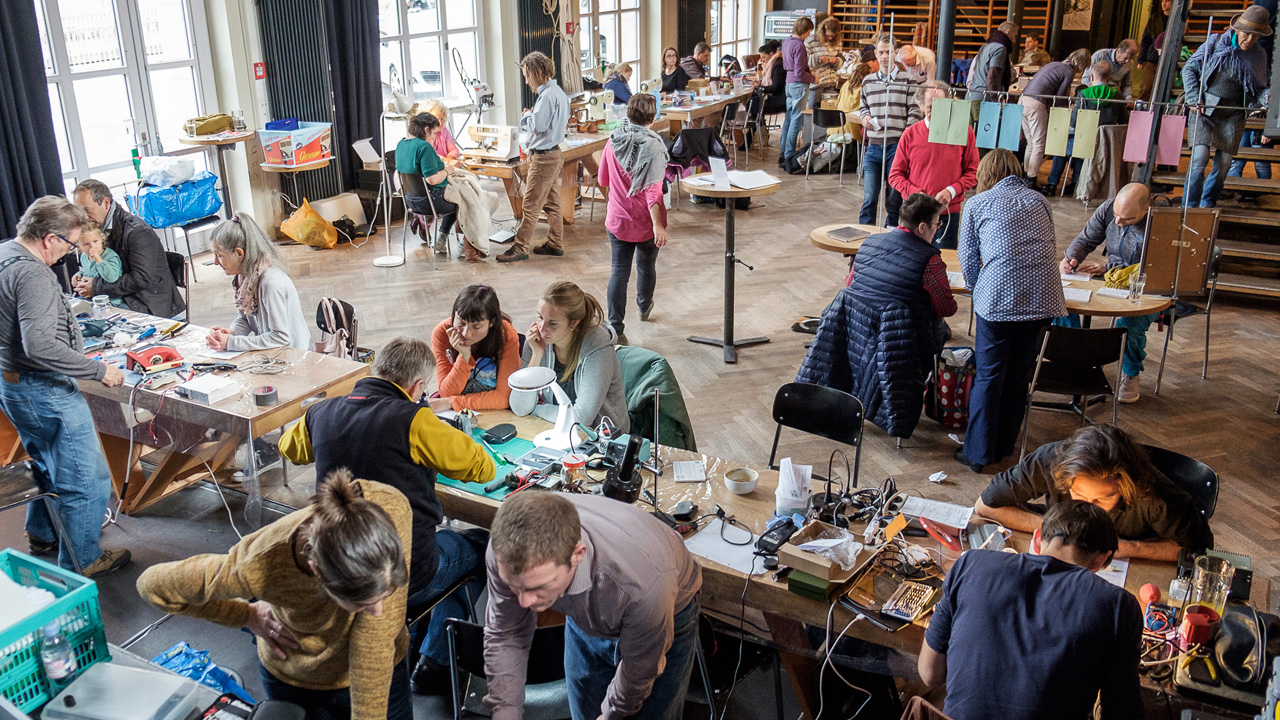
[140,156,195,187]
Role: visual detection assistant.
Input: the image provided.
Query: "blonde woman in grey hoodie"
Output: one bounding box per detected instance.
[511,281,630,433]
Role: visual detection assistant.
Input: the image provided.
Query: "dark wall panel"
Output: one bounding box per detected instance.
[678,0,708,56]
[518,0,561,108]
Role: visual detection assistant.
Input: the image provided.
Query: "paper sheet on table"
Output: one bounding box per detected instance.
[683,175,715,186]
[685,519,765,575]
[1097,287,1130,298]
[710,157,730,190]
[1044,107,1072,156]
[1061,272,1091,282]
[1072,109,1101,159]
[727,170,780,190]
[1063,287,1093,303]
[999,103,1024,151]
[198,349,246,360]
[1097,558,1130,588]
[899,496,973,529]
[947,271,966,288]
[673,460,707,483]
[1062,280,1072,286]
[975,102,1001,149]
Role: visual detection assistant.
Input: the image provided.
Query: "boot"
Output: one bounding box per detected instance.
[463,239,482,263]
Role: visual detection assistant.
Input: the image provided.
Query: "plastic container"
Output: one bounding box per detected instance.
[90,296,109,319]
[39,622,76,691]
[562,454,588,486]
[43,662,198,720]
[0,550,109,713]
[259,121,333,167]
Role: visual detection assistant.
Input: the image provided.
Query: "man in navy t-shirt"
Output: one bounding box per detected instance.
[919,500,1145,720]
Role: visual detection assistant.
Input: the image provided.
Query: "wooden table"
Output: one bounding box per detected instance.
[682,173,781,363]
[462,132,611,227]
[77,311,368,517]
[1063,277,1173,322]
[810,224,966,291]
[661,88,754,133]
[178,130,255,215]
[260,158,332,208]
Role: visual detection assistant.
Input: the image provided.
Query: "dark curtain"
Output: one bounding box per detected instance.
[323,0,382,190]
[0,2,65,238]
[518,0,560,109]
[678,0,708,59]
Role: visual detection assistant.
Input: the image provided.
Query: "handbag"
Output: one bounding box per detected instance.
[925,347,976,430]
[1213,600,1280,692]
[183,113,233,136]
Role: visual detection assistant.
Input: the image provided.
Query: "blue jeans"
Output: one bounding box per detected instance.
[408,528,484,665]
[607,233,659,336]
[1116,312,1160,377]
[779,83,809,159]
[0,372,111,571]
[966,316,1051,466]
[1046,137,1084,190]
[860,143,902,227]
[1186,144,1235,207]
[259,662,412,720]
[1227,131,1272,179]
[565,596,700,720]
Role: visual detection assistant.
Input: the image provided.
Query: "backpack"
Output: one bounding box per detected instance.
[313,298,367,362]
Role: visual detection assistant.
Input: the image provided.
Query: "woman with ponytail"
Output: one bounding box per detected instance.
[137,469,413,719]
[205,213,311,352]
[603,62,633,104]
[512,281,629,432]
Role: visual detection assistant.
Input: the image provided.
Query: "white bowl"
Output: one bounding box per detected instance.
[724,467,759,495]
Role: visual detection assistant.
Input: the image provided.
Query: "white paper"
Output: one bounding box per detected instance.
[683,175,715,186]
[684,519,765,575]
[672,460,707,483]
[1061,280,1072,286]
[1063,288,1093,303]
[1097,287,1130,298]
[899,496,974,529]
[1097,558,1130,588]
[352,138,380,163]
[777,457,812,499]
[928,471,947,484]
[726,170,780,190]
[198,349,246,360]
[710,157,730,190]
[947,271,966,288]
[1061,272,1091,282]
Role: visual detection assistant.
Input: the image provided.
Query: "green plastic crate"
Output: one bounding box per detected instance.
[0,550,110,713]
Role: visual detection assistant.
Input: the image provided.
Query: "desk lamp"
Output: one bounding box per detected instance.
[508,366,577,450]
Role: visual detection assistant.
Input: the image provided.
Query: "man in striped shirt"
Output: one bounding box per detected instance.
[859,34,922,228]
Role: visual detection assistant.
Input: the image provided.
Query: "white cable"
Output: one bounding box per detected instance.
[202,454,244,540]
[716,553,758,720]
[816,610,870,720]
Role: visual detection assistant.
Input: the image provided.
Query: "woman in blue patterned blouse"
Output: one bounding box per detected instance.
[956,149,1066,472]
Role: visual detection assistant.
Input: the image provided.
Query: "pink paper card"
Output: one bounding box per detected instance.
[1123,110,1154,163]
[1156,114,1188,166]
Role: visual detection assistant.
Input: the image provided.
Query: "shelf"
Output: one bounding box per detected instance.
[1218,239,1280,258]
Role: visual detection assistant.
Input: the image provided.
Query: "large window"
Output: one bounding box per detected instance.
[710,0,754,64]
[37,0,215,194]
[379,0,483,138]
[578,0,640,75]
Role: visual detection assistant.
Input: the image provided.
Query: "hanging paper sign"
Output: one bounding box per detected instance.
[976,102,1001,149]
[1123,110,1155,163]
[1157,114,1188,166]
[929,98,954,145]
[947,100,972,145]
[1072,109,1101,159]
[998,103,1023,151]
[1045,107,1072,156]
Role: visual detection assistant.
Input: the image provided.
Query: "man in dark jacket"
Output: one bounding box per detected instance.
[71,179,185,318]
[965,22,1018,112]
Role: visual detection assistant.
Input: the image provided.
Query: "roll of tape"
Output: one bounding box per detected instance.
[254,386,278,406]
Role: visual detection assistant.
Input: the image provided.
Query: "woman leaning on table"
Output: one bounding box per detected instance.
[204,213,311,353]
[137,470,414,720]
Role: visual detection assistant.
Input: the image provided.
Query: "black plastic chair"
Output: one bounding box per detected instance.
[0,462,82,574]
[397,170,457,270]
[1154,245,1223,395]
[767,382,864,486]
[806,109,848,185]
[1018,325,1128,460]
[164,251,189,323]
[1143,444,1219,520]
[445,618,569,720]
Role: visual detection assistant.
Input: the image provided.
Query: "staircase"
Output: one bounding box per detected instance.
[827,0,1051,61]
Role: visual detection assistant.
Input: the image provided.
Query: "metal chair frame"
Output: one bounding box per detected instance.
[1,462,83,574]
[806,109,848,186]
[1019,326,1128,460]
[396,170,459,271]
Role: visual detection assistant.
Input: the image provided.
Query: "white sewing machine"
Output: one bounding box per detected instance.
[585,90,614,120]
[637,78,662,95]
[461,125,519,163]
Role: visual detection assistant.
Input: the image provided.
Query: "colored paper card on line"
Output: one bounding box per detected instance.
[1045,107,1072,156]
[929,98,954,144]
[998,103,1023,151]
[1072,109,1101,159]
[1123,110,1154,163]
[975,102,1001,149]
[947,100,973,145]
[1157,114,1188,166]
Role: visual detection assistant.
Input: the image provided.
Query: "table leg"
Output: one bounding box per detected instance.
[0,411,26,464]
[765,614,821,720]
[560,160,578,225]
[503,176,523,220]
[215,144,234,216]
[688,202,770,363]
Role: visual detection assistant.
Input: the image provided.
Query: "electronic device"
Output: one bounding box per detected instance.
[755,517,799,555]
[917,518,962,553]
[602,433,644,503]
[585,90,615,121]
[838,546,943,632]
[124,344,185,374]
[201,693,254,720]
[604,433,652,465]
[880,580,941,622]
[462,125,519,163]
[763,10,816,39]
[1144,601,1179,633]
[671,501,698,522]
[484,423,517,444]
[176,373,241,405]
[637,77,662,95]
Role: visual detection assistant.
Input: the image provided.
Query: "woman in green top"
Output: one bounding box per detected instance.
[395,112,459,254]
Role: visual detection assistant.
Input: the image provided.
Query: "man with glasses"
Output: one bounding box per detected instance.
[1060,183,1156,403]
[0,196,130,578]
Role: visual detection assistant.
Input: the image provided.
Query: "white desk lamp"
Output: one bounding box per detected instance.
[508,366,577,450]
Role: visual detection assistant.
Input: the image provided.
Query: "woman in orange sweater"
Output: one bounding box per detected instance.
[430,285,520,411]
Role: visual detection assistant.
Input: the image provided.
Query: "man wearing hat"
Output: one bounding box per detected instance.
[1181,5,1272,208]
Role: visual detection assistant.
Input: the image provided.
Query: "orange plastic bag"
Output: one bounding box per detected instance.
[281,199,337,249]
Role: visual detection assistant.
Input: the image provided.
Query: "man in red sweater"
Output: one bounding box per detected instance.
[888,80,980,249]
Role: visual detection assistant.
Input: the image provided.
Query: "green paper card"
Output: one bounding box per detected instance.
[929,98,954,144]
[1072,109,1101,159]
[947,100,972,145]
[1045,107,1072,156]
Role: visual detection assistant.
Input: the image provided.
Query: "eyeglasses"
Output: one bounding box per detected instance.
[52,234,76,248]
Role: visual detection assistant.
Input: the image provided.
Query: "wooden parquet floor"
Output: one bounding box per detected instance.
[186,170,1280,609]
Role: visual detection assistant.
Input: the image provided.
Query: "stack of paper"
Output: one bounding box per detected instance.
[1096,287,1130,299]
[947,271,966,288]
[1063,287,1093,303]
[726,170,780,190]
[1061,271,1091,282]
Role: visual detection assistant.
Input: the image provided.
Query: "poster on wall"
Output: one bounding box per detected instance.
[1063,0,1093,30]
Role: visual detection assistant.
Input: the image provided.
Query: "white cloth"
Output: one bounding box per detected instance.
[443,169,500,254]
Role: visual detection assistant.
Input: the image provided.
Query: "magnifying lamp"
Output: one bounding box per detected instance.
[508,366,577,450]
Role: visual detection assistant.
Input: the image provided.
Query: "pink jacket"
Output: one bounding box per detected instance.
[597,141,666,243]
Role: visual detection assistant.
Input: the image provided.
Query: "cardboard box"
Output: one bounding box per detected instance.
[778,520,862,583]
[258,121,332,167]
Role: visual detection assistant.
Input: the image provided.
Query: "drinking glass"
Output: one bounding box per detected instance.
[1188,555,1234,618]
[1128,272,1147,304]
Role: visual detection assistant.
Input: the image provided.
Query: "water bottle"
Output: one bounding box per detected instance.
[39,622,76,690]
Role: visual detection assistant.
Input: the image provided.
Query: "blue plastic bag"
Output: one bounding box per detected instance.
[125,170,223,229]
[151,641,255,704]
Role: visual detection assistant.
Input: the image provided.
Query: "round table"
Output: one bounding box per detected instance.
[684,173,781,363]
[810,223,965,291]
[1063,278,1172,322]
[179,130,254,215]
[260,158,333,208]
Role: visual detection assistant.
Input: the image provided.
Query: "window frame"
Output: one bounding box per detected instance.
[710,0,755,68]
[578,0,641,76]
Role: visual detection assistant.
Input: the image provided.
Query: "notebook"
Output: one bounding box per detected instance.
[828,226,869,242]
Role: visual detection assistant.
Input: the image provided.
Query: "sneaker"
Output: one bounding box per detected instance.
[82,548,131,578]
[27,533,57,556]
[496,249,529,263]
[954,448,983,474]
[640,302,654,321]
[532,244,564,256]
[1118,374,1141,404]
[410,655,453,696]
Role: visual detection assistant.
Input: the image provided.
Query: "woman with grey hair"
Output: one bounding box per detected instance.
[205,212,311,352]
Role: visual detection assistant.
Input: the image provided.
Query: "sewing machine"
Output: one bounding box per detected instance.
[585,90,614,121]
[461,125,519,163]
[637,78,662,96]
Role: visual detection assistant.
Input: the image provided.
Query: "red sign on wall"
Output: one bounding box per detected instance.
[253,62,266,80]
[566,21,575,35]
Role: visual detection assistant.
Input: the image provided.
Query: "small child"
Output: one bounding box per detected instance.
[73,225,126,307]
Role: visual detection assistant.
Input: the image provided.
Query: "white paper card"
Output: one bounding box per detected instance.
[672,460,707,483]
[1097,558,1130,588]
[352,138,380,164]
[1061,272,1091,281]
[198,349,246,360]
[899,496,974,529]
[1063,288,1093,303]
[710,157,730,190]
[1097,287,1130,298]
[947,271,966,288]
[726,170,780,190]
[777,457,812,499]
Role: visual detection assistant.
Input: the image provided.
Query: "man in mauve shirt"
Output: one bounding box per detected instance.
[483,492,702,720]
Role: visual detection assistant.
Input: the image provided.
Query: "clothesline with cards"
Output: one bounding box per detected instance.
[866,79,1262,112]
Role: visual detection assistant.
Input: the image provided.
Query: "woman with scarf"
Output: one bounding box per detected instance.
[603,62,634,105]
[205,213,311,352]
[1182,5,1272,208]
[596,93,669,346]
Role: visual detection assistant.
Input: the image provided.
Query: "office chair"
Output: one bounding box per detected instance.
[0,462,83,574]
[767,382,864,486]
[1143,444,1219,520]
[444,619,569,720]
[1018,325,1128,460]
